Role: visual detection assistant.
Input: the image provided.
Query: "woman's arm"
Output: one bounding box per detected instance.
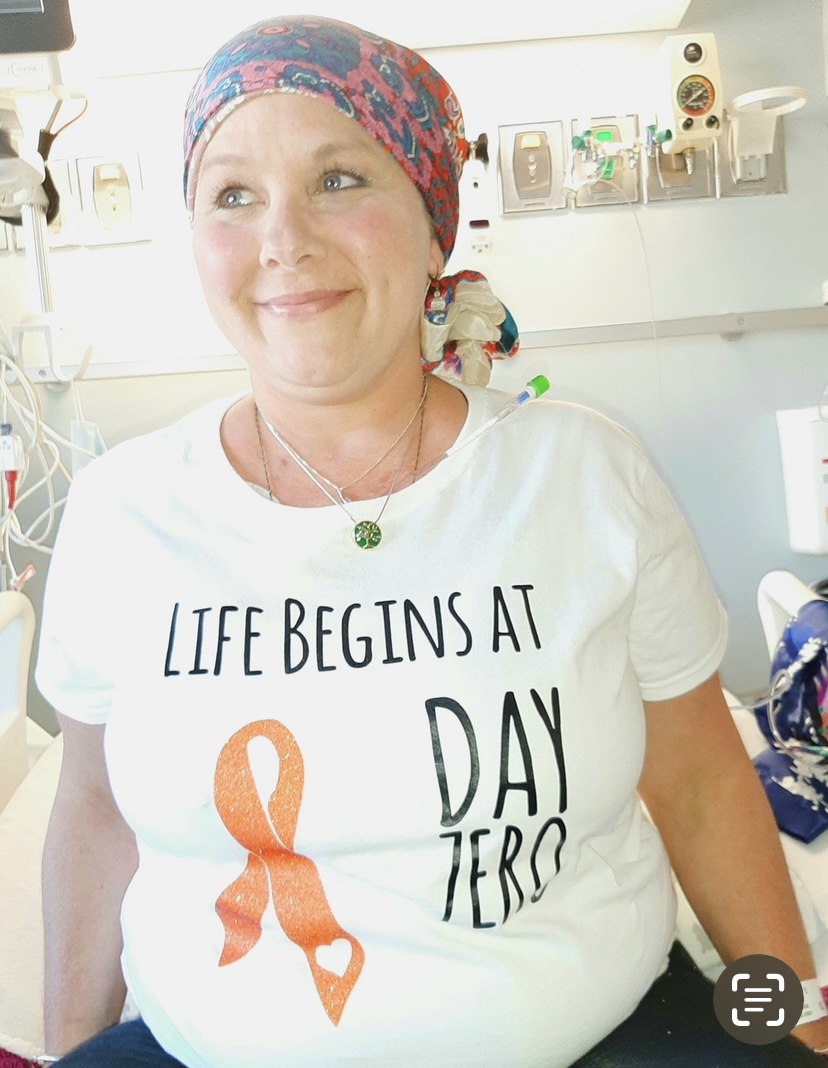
[41,714,138,1056]
[638,672,828,1052]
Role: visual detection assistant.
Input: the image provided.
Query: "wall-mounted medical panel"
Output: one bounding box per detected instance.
[644,136,716,201]
[716,109,787,199]
[75,153,150,246]
[498,122,567,214]
[567,115,641,208]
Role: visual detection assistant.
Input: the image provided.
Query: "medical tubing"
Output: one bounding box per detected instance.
[0,320,79,577]
[408,377,550,480]
[446,375,550,457]
[560,134,663,458]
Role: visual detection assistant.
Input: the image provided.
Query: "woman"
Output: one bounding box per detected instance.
[36,15,828,1068]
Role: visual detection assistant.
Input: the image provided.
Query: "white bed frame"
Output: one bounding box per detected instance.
[0,589,38,811]
[0,590,61,1060]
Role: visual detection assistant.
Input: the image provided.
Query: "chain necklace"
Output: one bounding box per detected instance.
[254,381,428,550]
[312,376,428,503]
[254,405,279,503]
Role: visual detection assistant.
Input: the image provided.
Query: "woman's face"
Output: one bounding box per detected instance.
[191,92,444,402]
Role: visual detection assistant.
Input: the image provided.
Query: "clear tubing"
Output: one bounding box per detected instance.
[418,374,550,478]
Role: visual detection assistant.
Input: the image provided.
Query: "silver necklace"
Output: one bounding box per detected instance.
[256,381,428,550]
[254,405,277,503]
[312,376,428,503]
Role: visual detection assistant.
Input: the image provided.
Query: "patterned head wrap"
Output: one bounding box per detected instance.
[184,15,466,261]
[183,15,519,383]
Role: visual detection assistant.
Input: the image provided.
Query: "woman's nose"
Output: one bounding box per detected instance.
[258,197,324,269]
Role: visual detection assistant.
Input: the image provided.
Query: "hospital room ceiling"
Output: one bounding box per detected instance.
[62,0,696,77]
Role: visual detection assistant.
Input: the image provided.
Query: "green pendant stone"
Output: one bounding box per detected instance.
[353,520,382,549]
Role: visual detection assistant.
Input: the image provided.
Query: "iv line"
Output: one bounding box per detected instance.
[417,374,550,479]
[446,374,550,456]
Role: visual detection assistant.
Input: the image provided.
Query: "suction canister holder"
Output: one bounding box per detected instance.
[726,85,808,183]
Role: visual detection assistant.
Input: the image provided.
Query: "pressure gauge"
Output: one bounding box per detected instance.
[676,74,716,117]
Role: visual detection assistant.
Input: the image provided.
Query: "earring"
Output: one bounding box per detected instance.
[425,279,447,324]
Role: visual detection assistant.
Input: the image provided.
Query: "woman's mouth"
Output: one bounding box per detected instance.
[258,290,351,319]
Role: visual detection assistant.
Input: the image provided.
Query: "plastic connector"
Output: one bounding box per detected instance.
[1,424,25,510]
[0,423,24,473]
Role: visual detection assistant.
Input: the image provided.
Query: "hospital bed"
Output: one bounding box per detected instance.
[0,575,826,1062]
[674,572,828,990]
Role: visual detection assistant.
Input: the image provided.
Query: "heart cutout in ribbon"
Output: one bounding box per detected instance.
[315,938,354,979]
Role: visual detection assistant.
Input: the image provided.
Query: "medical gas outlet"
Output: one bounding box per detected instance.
[776,408,828,555]
[566,118,640,207]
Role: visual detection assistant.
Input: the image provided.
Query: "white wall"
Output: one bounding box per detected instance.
[3,0,828,731]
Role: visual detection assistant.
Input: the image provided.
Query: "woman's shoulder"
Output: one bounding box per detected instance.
[463,382,647,460]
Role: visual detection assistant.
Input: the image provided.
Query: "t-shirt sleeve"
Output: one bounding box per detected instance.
[35,465,119,725]
[628,464,728,702]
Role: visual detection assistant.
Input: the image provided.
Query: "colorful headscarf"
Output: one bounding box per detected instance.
[183,15,519,383]
[184,15,466,261]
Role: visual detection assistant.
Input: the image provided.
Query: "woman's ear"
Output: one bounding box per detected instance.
[428,238,444,280]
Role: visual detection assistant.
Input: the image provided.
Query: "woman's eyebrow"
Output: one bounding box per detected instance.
[198,152,246,174]
[311,140,375,162]
[200,141,374,175]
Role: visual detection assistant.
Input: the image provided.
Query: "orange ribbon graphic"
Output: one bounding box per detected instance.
[213,719,364,1025]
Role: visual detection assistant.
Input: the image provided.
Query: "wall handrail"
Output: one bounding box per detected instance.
[520,305,828,349]
[13,306,828,382]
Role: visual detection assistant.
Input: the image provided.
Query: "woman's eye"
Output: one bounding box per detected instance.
[216,188,252,209]
[320,171,362,193]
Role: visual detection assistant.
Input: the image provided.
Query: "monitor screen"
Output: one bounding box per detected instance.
[0,0,74,53]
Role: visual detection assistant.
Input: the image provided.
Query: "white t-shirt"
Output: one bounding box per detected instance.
[37,383,727,1068]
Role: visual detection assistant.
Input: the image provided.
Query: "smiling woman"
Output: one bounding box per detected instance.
[190,93,443,414]
[34,13,828,1068]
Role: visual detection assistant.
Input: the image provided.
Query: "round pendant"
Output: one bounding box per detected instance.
[353,520,382,550]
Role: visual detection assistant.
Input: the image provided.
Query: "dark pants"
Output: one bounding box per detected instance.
[57,943,825,1067]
